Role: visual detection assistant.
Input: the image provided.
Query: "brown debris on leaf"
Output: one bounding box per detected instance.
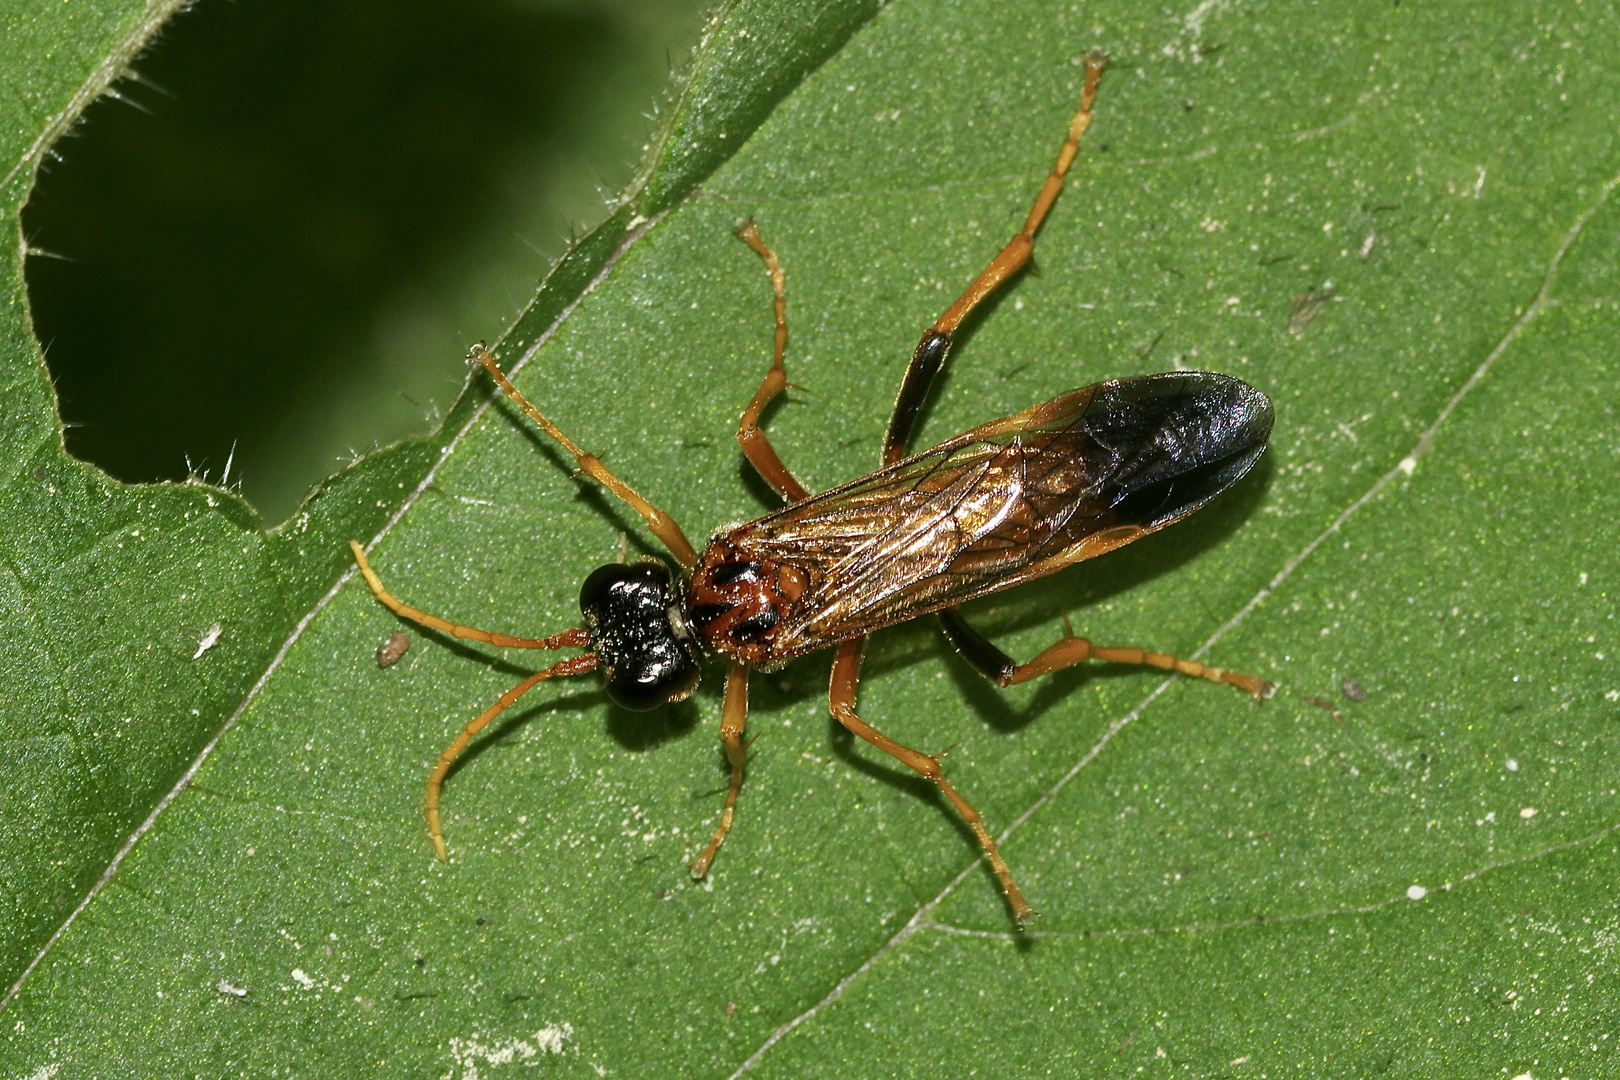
[376,631,410,668]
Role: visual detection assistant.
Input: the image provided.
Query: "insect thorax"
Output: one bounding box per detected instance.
[683,538,810,668]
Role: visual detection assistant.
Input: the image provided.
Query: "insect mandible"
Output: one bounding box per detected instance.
[350,53,1274,926]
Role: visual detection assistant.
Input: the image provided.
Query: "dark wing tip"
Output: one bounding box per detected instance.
[1089,371,1273,531]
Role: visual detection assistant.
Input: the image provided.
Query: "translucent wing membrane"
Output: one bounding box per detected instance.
[723,371,1272,664]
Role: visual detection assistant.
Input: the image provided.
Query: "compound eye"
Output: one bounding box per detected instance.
[579,561,671,615]
[605,653,699,712]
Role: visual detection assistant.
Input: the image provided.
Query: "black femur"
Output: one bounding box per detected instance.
[579,560,702,711]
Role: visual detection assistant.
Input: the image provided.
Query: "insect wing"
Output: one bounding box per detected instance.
[727,371,1272,659]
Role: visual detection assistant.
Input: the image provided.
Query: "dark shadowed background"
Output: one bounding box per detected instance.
[24,0,712,523]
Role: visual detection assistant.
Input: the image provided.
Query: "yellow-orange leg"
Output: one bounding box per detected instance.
[690,663,751,878]
[1012,638,1274,698]
[829,638,1038,927]
[470,344,699,567]
[931,51,1107,339]
[938,607,1274,699]
[351,541,593,650]
[426,652,599,861]
[733,220,810,503]
[884,51,1108,467]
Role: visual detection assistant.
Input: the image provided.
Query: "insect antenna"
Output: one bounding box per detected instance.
[426,651,599,861]
[349,540,599,859]
[350,540,590,650]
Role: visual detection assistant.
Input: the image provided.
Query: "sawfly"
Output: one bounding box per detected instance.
[351,53,1273,926]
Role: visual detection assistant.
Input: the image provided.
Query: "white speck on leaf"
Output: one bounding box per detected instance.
[192,621,223,659]
[446,1024,574,1079]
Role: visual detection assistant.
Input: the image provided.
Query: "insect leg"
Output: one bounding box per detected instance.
[426,652,600,861]
[690,663,752,879]
[938,607,1275,699]
[733,220,810,503]
[829,638,1037,926]
[351,541,592,651]
[883,51,1108,466]
[471,344,699,567]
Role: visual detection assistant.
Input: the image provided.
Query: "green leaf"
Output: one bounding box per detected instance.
[0,0,877,1012]
[2,0,528,997]
[7,0,1618,1075]
[0,0,264,990]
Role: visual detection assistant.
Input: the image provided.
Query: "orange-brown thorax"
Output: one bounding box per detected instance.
[684,538,811,667]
